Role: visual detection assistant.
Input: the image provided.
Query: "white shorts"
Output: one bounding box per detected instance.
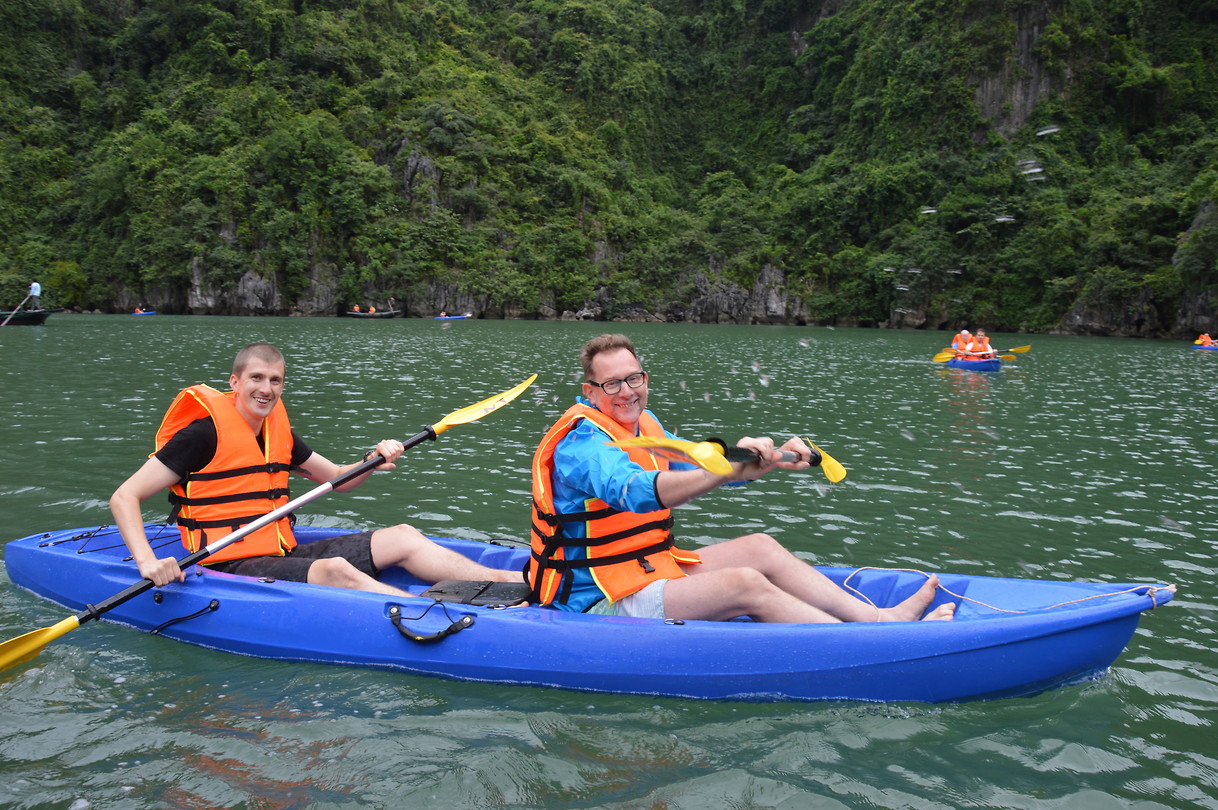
[587,579,668,619]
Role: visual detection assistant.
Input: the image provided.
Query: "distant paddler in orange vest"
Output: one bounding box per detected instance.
[951,329,971,357]
[967,329,996,359]
[352,305,362,312]
[1198,333,1215,346]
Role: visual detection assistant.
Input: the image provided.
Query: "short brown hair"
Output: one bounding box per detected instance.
[579,334,637,379]
[232,343,285,376]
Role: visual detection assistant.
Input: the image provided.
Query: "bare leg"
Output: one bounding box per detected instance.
[668,533,954,623]
[370,524,519,583]
[306,556,414,596]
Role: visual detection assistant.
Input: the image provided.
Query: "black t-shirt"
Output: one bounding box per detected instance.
[155,417,313,481]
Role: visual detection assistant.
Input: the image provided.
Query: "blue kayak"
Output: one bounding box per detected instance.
[946,357,1002,371]
[4,524,1173,702]
[1192,345,1218,350]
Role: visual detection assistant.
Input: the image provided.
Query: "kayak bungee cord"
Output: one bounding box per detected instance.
[842,566,1177,616]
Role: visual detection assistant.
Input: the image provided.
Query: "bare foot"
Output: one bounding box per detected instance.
[921,602,955,621]
[878,574,949,622]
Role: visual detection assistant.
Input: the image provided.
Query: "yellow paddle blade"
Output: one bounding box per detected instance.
[609,436,733,475]
[805,438,847,482]
[1195,339,1204,345]
[932,351,955,363]
[0,616,81,672]
[432,374,537,435]
[999,354,1016,362]
[1005,345,1031,353]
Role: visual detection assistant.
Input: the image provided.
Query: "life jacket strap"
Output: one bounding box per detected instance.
[186,462,291,481]
[168,488,291,508]
[532,500,616,527]
[529,536,674,572]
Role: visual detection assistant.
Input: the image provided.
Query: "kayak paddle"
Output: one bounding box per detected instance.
[0,374,537,672]
[610,435,847,483]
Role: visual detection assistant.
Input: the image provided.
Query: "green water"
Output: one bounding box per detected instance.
[0,314,1214,808]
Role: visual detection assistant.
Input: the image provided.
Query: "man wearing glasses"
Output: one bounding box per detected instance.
[527,333,954,623]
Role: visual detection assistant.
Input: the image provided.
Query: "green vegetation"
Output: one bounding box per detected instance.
[1,0,1215,332]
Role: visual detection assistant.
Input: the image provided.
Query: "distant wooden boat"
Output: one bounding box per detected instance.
[0,309,53,326]
[345,310,399,319]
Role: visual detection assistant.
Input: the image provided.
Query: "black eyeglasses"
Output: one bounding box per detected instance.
[588,371,647,395]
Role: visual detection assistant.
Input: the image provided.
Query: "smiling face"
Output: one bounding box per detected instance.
[584,347,648,433]
[229,358,286,432]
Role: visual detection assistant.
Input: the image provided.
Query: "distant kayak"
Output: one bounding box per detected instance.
[5,523,1175,703]
[434,314,470,320]
[946,358,1002,371]
[132,311,156,316]
[345,310,399,319]
[1192,345,1218,350]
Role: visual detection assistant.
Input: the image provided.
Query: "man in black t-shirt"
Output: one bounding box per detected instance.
[110,342,520,595]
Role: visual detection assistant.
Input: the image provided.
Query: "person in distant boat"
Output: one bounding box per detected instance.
[369,306,376,313]
[439,311,447,317]
[28,280,41,310]
[966,329,996,359]
[527,333,954,624]
[134,307,144,314]
[352,305,362,312]
[110,342,520,595]
[1198,333,1214,346]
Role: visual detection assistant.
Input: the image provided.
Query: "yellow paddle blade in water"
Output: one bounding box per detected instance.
[433,374,537,434]
[932,351,956,363]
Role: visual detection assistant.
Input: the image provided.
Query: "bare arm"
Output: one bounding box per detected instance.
[293,438,405,491]
[655,435,812,508]
[110,457,188,586]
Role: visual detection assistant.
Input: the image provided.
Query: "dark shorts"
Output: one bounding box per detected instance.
[204,530,378,583]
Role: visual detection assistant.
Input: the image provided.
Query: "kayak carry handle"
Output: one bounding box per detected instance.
[388,604,475,643]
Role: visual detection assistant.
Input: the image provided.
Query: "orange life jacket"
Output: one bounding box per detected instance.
[965,336,993,358]
[528,403,701,607]
[154,384,296,563]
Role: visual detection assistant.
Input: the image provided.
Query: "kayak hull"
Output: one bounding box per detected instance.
[4,525,1173,703]
[946,358,1002,371]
